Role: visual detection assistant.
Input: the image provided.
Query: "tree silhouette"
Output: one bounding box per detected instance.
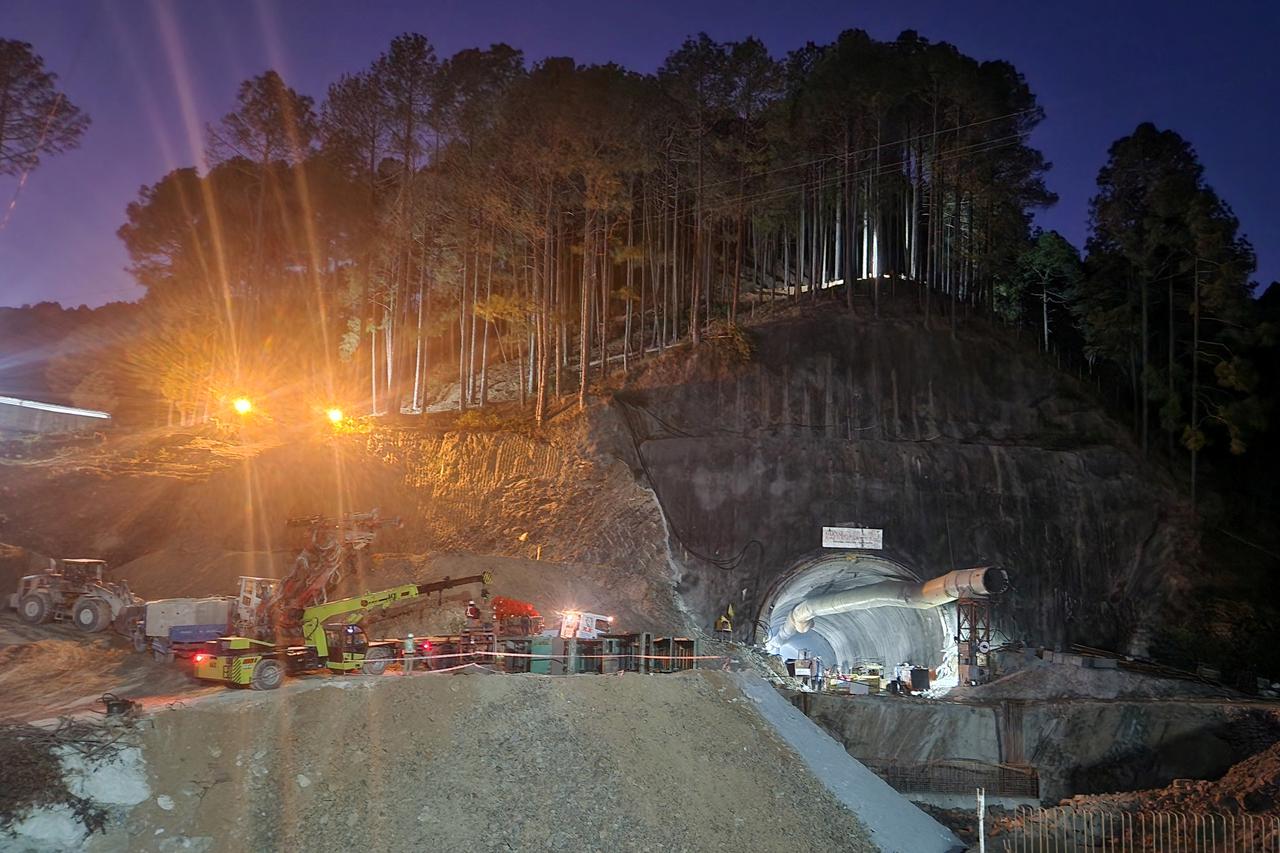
[0,39,90,177]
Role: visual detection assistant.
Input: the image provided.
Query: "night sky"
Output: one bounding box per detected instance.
[1,0,1276,308]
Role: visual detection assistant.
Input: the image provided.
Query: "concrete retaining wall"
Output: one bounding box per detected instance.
[795,693,1280,801]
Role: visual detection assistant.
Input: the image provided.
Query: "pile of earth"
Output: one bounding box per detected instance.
[956,737,1280,849]
[0,412,685,632]
[66,670,878,853]
[0,611,202,722]
[0,544,46,597]
[1061,738,1280,816]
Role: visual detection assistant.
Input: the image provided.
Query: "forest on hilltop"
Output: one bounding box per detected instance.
[1,29,1274,519]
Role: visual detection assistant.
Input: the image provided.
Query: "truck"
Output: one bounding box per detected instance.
[194,572,493,689]
[139,510,395,662]
[10,558,143,633]
[130,596,239,662]
[556,610,614,640]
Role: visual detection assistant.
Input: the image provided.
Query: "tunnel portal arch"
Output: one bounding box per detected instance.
[755,551,953,672]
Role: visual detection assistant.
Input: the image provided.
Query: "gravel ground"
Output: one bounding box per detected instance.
[86,670,877,853]
[0,611,203,722]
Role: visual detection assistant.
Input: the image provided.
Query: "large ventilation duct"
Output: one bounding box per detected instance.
[775,565,1008,644]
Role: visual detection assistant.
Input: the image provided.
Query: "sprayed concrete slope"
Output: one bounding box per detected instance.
[44,670,960,853]
[732,673,960,853]
[619,309,1192,655]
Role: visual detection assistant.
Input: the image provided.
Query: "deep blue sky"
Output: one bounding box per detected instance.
[1,0,1276,307]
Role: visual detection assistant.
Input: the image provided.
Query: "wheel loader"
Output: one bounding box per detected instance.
[9,558,143,633]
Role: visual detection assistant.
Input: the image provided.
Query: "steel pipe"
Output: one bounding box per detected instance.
[776,565,1008,642]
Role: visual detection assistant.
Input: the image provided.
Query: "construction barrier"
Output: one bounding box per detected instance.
[389,632,713,676]
[998,806,1280,851]
[396,648,724,666]
[862,757,1039,799]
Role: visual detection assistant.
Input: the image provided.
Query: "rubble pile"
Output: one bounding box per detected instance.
[1062,739,1280,817]
[75,671,875,853]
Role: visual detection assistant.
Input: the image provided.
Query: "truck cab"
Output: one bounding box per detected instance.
[557,611,614,640]
[320,622,390,671]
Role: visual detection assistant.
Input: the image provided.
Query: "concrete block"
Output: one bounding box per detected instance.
[1089,657,1118,669]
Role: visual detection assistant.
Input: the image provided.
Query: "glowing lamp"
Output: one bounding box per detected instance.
[233,397,253,415]
[326,407,344,424]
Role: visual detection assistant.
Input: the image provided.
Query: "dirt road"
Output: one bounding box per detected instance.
[0,611,213,721]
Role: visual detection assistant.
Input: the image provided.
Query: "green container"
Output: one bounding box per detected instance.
[529,637,553,675]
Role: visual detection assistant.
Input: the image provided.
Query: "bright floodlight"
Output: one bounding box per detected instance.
[233,397,253,415]
[326,407,343,424]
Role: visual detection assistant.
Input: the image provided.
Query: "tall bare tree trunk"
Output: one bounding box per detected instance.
[579,212,593,410]
[1140,274,1149,454]
[479,231,494,407]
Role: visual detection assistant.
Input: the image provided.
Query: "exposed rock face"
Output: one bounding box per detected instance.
[0,420,686,633]
[362,423,683,627]
[615,309,1192,656]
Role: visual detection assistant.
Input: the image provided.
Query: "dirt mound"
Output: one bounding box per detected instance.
[0,417,685,634]
[0,612,201,721]
[87,671,875,853]
[369,552,671,635]
[0,544,48,598]
[104,549,672,638]
[1063,738,1280,817]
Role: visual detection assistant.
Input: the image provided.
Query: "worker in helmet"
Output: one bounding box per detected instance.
[403,633,415,673]
[465,599,481,632]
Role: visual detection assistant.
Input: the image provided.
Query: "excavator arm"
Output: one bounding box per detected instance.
[301,572,493,658]
[254,509,401,639]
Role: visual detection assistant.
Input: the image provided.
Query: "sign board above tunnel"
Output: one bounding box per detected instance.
[822,527,884,550]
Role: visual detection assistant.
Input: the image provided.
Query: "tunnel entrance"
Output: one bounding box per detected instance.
[756,552,955,682]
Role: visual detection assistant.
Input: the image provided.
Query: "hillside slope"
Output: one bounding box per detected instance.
[610,305,1193,657]
[0,301,1206,664]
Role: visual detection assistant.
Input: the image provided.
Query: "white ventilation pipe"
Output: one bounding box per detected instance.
[775,566,1008,644]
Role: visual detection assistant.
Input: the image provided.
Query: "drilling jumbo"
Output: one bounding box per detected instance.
[193,572,493,690]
